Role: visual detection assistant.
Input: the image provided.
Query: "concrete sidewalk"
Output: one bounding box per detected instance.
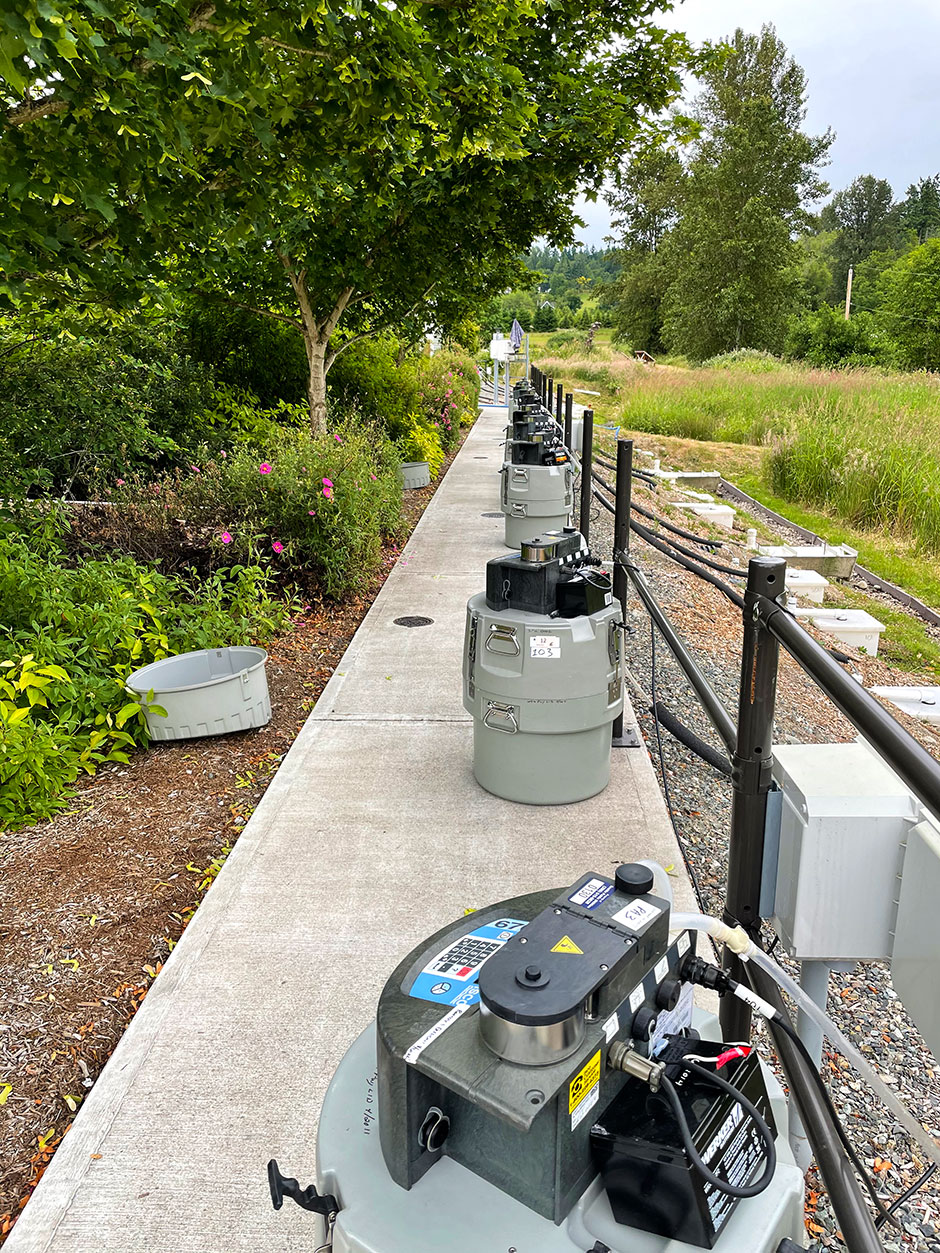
[6,406,700,1253]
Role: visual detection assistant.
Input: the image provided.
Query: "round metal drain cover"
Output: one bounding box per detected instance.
[481,512,503,518]
[393,616,434,628]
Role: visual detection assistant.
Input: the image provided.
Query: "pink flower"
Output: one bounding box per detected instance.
[116,478,125,486]
[220,531,233,544]
[308,509,316,516]
[259,462,272,475]
[191,464,201,473]
[370,474,376,481]
[220,450,227,458]
[272,540,284,554]
[323,486,333,499]
[334,433,342,443]
[323,477,333,487]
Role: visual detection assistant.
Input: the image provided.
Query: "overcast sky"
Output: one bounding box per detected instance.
[572,0,940,248]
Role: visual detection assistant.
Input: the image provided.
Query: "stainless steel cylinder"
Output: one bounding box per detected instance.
[478,1002,584,1066]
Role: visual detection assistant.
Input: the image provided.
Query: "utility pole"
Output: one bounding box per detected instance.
[844,266,853,321]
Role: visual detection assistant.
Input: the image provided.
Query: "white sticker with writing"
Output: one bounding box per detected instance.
[570,1082,600,1130]
[603,1011,620,1043]
[529,634,561,659]
[628,983,645,1014]
[678,931,691,956]
[612,899,662,931]
[404,998,474,1065]
[654,956,669,983]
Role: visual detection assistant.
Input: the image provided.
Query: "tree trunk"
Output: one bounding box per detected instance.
[305,336,329,436]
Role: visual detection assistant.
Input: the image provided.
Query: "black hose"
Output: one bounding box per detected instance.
[595,452,658,488]
[770,1014,899,1228]
[629,514,746,578]
[653,702,733,776]
[593,486,744,608]
[592,468,723,551]
[627,515,747,610]
[659,1063,777,1199]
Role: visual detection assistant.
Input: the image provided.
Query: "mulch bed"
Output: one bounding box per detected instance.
[0,438,463,1241]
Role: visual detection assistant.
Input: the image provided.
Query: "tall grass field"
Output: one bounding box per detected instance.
[536,345,940,557]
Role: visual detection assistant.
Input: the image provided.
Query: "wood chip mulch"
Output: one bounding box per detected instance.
[0,437,464,1242]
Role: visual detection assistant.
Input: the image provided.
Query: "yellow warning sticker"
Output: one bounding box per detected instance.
[568,1050,601,1115]
[551,935,583,955]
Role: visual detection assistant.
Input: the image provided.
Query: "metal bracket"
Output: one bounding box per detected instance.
[612,726,642,748]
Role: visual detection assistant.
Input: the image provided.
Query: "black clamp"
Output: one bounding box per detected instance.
[267,1159,338,1217]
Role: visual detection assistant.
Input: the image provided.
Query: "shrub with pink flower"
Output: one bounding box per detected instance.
[413,350,480,452]
[258,462,273,475]
[220,530,233,544]
[272,540,284,554]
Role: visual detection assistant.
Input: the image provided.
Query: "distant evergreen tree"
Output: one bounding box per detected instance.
[900,176,940,244]
[661,25,831,359]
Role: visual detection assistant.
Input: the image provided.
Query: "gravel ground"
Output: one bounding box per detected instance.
[584,484,940,1251]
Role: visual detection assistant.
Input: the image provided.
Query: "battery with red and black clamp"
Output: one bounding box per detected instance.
[679,954,901,1233]
[591,1032,777,1248]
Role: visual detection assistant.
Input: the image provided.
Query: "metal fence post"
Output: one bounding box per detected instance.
[720,555,786,1041]
[578,408,594,544]
[564,393,573,451]
[547,375,554,412]
[555,383,563,431]
[612,439,633,744]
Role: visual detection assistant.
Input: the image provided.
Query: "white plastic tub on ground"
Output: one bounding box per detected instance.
[792,608,885,656]
[126,646,271,741]
[399,461,431,490]
[672,501,736,530]
[870,686,940,726]
[785,568,829,604]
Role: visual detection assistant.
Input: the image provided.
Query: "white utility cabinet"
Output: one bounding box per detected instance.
[770,742,921,961]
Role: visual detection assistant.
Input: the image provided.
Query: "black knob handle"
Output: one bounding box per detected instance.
[656,975,682,1012]
[615,863,655,897]
[631,1006,658,1041]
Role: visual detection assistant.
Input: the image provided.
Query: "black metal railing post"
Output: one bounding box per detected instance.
[721,555,785,1041]
[579,408,594,543]
[532,365,539,392]
[555,383,563,431]
[564,393,573,451]
[547,375,554,412]
[612,439,633,743]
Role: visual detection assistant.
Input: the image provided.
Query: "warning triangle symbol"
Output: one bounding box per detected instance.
[551,935,583,955]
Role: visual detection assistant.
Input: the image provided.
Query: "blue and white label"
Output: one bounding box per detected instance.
[568,878,614,911]
[408,919,527,1007]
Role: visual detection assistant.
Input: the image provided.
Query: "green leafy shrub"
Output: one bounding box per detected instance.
[194,385,306,453]
[784,307,893,369]
[414,351,480,449]
[0,507,291,831]
[0,322,217,495]
[184,302,308,405]
[327,336,418,431]
[397,413,445,477]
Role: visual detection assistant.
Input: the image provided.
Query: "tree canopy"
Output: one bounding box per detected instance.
[1,0,695,427]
